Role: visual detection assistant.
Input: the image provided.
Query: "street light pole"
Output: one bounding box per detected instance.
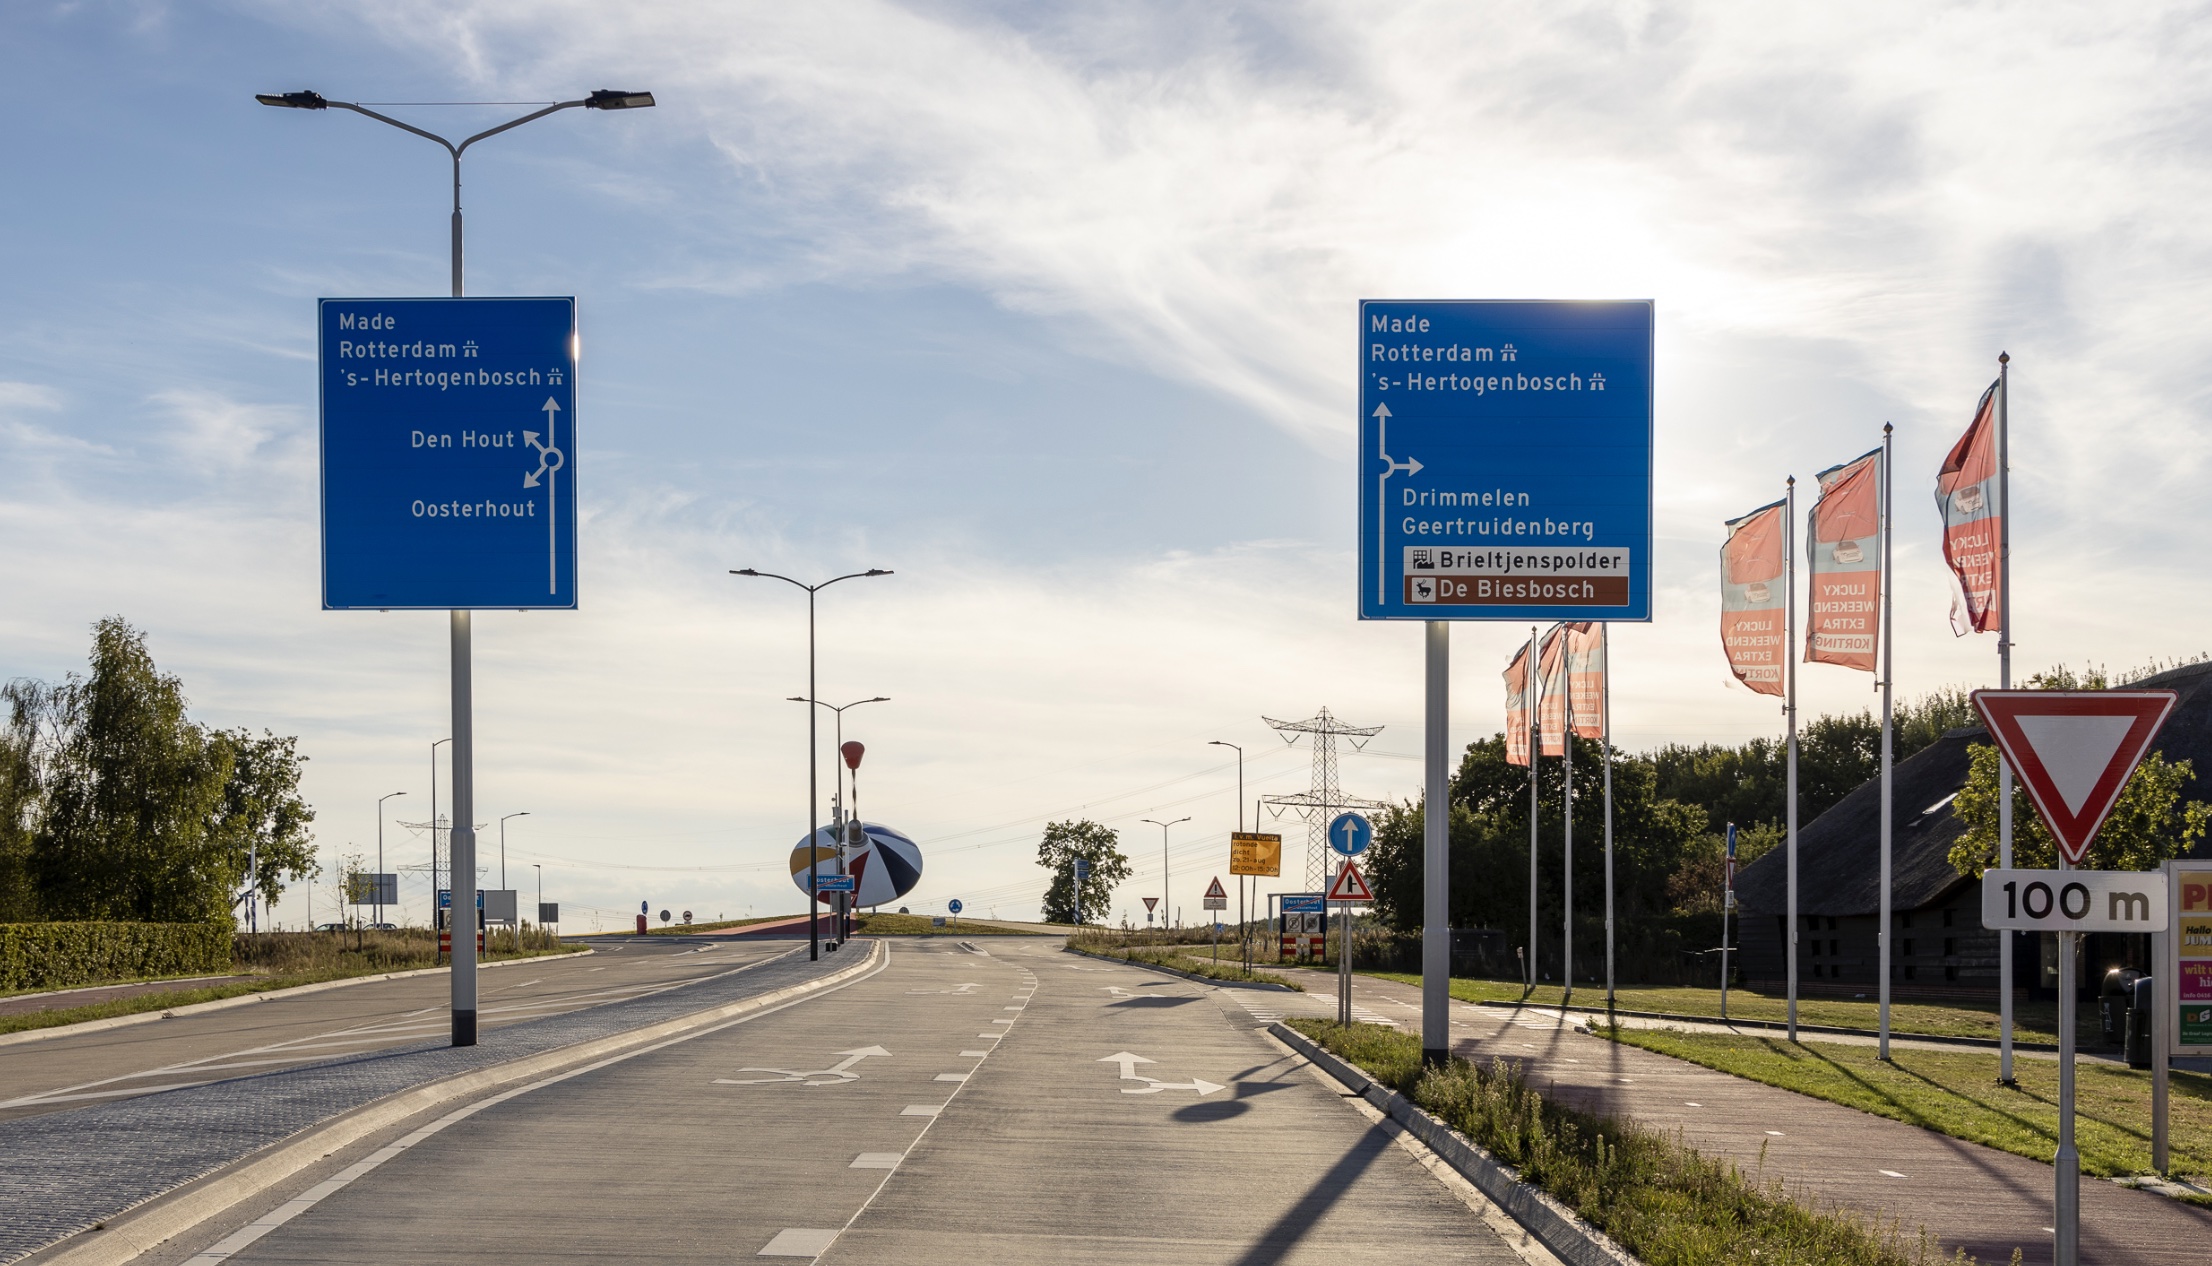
[259,85,655,1049]
[499,812,529,892]
[788,696,891,829]
[732,569,894,961]
[533,863,542,933]
[1209,740,1244,969]
[1143,817,1191,938]
[430,738,450,944]
[376,791,406,930]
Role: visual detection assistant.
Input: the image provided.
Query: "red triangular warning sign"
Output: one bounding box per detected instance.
[1203,877,1227,900]
[1326,860,1373,903]
[1142,896,1159,912]
[1972,689,2177,866]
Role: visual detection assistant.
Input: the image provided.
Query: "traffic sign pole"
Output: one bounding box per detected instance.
[2057,857,2078,1266]
[1423,621,1449,1063]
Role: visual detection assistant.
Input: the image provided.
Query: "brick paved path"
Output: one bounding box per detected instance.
[0,946,839,1264]
[1308,972,2212,1266]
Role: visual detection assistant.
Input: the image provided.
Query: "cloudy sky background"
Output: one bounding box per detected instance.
[4,1,2209,929]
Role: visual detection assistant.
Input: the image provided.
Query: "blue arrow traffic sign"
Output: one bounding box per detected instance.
[1328,812,1373,857]
[320,297,578,610]
[1358,300,1653,621]
[948,899,964,914]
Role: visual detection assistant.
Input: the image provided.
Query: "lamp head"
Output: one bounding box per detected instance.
[864,569,892,576]
[586,90,656,110]
[256,91,329,110]
[731,568,759,576]
[787,696,809,703]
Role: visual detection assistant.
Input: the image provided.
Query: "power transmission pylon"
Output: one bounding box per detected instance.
[1260,708,1387,891]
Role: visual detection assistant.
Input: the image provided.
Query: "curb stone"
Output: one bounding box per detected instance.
[1062,943,1298,991]
[1269,1021,1641,1266]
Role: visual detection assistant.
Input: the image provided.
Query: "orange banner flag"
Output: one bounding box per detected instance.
[1936,381,2001,635]
[1805,449,1881,673]
[1719,499,1787,697]
[1503,637,1534,767]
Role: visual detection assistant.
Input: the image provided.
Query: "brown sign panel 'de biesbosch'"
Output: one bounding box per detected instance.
[1971,689,2177,865]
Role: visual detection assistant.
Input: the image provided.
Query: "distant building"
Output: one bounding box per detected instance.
[1732,660,2212,1000]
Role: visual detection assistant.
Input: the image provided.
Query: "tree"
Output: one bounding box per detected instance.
[208,729,316,912]
[1947,742,2211,875]
[1037,819,1129,925]
[0,680,40,921]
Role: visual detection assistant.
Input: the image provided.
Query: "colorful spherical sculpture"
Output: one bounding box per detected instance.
[788,822,924,908]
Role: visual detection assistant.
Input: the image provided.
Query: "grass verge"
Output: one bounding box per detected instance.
[1,933,585,1037]
[1605,1026,2212,1179]
[1289,1019,1969,1266]
[642,914,810,935]
[1356,971,2088,1045]
[1068,937,1301,989]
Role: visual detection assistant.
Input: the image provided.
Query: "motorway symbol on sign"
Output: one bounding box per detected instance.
[1358,300,1655,621]
[948,899,963,914]
[1972,690,2178,865]
[1142,897,1159,912]
[1327,860,1374,903]
[715,1046,892,1087]
[1981,869,2168,932]
[1328,812,1373,856]
[1099,1051,1224,1096]
[816,874,858,892]
[319,297,579,609]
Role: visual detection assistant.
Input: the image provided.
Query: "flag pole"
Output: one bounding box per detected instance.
[1879,423,1895,1061]
[1786,475,1799,1042]
[1603,623,1615,1012]
[1528,625,1539,994]
[1996,351,2017,1085]
[1562,627,1574,1005]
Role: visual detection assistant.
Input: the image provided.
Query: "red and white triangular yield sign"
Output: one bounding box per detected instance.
[1142,896,1159,912]
[1326,860,1374,903]
[1203,876,1227,901]
[1971,689,2178,865]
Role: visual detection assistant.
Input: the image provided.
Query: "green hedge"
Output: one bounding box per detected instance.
[0,922,233,991]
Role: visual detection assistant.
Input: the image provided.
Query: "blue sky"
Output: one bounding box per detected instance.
[6,2,2212,929]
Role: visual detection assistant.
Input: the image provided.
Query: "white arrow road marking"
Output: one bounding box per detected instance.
[1098,1051,1224,1096]
[714,1046,890,1087]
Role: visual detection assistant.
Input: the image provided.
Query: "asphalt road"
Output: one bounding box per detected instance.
[149,938,1542,1266]
[0,937,792,1122]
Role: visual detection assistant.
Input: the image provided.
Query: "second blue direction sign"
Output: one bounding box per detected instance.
[1358,300,1653,621]
[321,297,579,610]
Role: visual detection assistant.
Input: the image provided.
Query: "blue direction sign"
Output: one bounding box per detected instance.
[437,889,485,910]
[1328,812,1372,857]
[320,297,579,610]
[1073,858,1090,880]
[1280,894,1327,915]
[1358,300,1653,621]
[948,899,964,914]
[816,874,858,893]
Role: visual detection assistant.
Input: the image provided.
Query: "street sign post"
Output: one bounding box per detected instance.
[1142,895,1159,926]
[1073,856,1090,927]
[1327,812,1372,857]
[1327,860,1374,1023]
[320,298,579,610]
[1360,299,1653,1069]
[1972,688,2177,1266]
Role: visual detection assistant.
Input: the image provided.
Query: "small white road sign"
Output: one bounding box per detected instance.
[1981,869,2168,933]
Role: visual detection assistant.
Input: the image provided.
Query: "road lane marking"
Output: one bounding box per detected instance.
[714,1046,891,1087]
[900,1104,941,1116]
[1880,1170,1908,1179]
[758,1228,838,1257]
[934,1073,968,1082]
[849,1153,901,1169]
[1099,1050,1224,1096]
[959,1050,989,1057]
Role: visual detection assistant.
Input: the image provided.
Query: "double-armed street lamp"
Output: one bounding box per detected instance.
[1142,816,1191,935]
[259,84,653,1048]
[499,812,529,890]
[730,568,893,961]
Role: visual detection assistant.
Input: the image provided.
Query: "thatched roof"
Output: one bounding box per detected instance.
[1735,660,2212,918]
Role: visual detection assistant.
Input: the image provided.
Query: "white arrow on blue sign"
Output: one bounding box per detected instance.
[1328,812,1373,857]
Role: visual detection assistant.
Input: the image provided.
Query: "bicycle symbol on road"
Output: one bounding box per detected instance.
[713,1046,890,1087]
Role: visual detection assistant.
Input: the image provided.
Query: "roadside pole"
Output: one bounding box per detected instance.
[1785,476,1799,1041]
[1528,624,1539,993]
[1878,424,1895,1061]
[1996,353,2017,1085]
[1721,821,1734,1019]
[2153,924,2169,1173]
[2056,860,2078,1266]
[1423,620,1449,1063]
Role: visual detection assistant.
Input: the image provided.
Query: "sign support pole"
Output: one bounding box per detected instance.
[1878,424,1894,1061]
[1562,643,1574,1005]
[446,155,479,1048]
[2056,861,2078,1266]
[1997,352,2017,1085]
[1528,625,1539,994]
[2153,924,2169,1173]
[1422,620,1450,1065]
[1785,475,1799,1041]
[1603,624,1615,1011]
